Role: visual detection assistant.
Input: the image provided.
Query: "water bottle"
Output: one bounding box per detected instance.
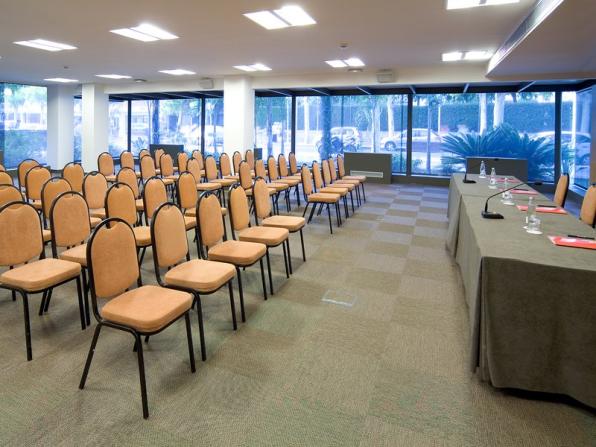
[525,196,536,228]
[489,167,497,189]
[501,177,509,198]
[479,160,486,178]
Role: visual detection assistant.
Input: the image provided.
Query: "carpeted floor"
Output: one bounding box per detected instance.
[0,183,594,446]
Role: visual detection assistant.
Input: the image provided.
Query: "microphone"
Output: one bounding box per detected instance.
[482,181,543,219]
[463,158,499,184]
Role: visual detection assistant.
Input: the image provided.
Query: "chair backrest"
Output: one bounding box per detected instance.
[328,158,339,182]
[98,152,114,177]
[192,151,204,170]
[245,150,255,170]
[41,177,72,220]
[160,153,175,177]
[154,149,164,169]
[337,155,346,178]
[322,159,333,185]
[120,151,135,170]
[177,172,198,211]
[253,177,272,220]
[0,171,13,186]
[255,159,267,179]
[143,177,168,222]
[63,162,84,193]
[25,166,51,201]
[554,173,570,207]
[140,155,157,180]
[186,158,203,183]
[267,156,279,181]
[239,161,252,190]
[17,159,39,189]
[205,156,218,181]
[83,171,108,210]
[301,164,314,196]
[105,183,137,226]
[138,149,150,159]
[0,202,43,267]
[197,192,224,247]
[151,203,189,269]
[311,161,324,190]
[229,184,250,232]
[88,218,140,300]
[0,185,24,207]
[580,185,596,227]
[278,154,289,177]
[219,153,232,177]
[50,191,91,251]
[177,152,189,172]
[232,151,242,174]
[117,167,140,198]
[289,153,298,175]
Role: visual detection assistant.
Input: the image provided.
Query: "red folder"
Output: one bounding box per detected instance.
[517,205,567,214]
[548,236,596,250]
[509,189,538,195]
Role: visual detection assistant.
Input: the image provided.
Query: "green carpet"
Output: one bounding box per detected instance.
[0,183,594,446]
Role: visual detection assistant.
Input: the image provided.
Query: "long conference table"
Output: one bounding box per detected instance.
[447,173,596,408]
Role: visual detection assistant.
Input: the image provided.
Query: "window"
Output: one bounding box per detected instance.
[130,100,157,155]
[1,83,48,168]
[562,90,591,189]
[414,92,556,182]
[73,97,82,162]
[156,99,200,153]
[255,96,292,161]
[204,98,224,158]
[109,101,128,157]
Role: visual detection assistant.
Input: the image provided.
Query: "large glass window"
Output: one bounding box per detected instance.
[562,90,591,189]
[73,97,82,162]
[255,96,292,161]
[130,100,157,155]
[1,83,48,168]
[109,101,128,157]
[157,99,200,154]
[204,98,224,158]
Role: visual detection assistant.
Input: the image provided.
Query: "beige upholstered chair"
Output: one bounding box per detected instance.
[229,183,290,295]
[313,161,349,219]
[187,158,222,193]
[177,152,189,173]
[117,167,144,213]
[238,161,276,204]
[140,155,174,188]
[79,218,195,419]
[17,159,39,191]
[82,171,108,219]
[197,192,268,320]
[153,148,164,175]
[0,184,24,207]
[336,155,366,201]
[120,151,140,178]
[205,155,236,188]
[324,158,356,212]
[0,171,13,186]
[268,156,299,210]
[288,152,299,176]
[25,166,51,211]
[62,162,84,193]
[580,185,596,228]
[301,164,342,233]
[150,202,238,360]
[40,177,72,229]
[245,149,255,172]
[232,151,242,175]
[138,149,150,159]
[0,201,84,361]
[554,173,570,208]
[97,152,116,182]
[220,153,238,180]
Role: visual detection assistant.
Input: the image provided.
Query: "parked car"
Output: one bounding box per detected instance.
[381,128,442,151]
[315,127,361,155]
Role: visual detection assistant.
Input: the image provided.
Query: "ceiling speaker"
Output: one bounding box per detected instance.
[199,78,214,89]
[376,70,395,84]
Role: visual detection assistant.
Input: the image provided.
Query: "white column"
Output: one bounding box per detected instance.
[46,85,75,170]
[81,84,109,172]
[223,76,254,153]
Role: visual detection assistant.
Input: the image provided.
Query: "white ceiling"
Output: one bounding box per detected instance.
[0,0,540,88]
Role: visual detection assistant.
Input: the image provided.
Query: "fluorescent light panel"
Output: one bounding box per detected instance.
[326,58,365,68]
[345,58,365,67]
[96,74,132,79]
[447,0,519,9]
[234,63,271,72]
[244,6,316,29]
[44,78,78,83]
[159,69,195,76]
[464,50,493,60]
[442,51,464,61]
[14,39,77,52]
[326,60,347,68]
[244,11,289,30]
[110,23,178,42]
[234,65,258,72]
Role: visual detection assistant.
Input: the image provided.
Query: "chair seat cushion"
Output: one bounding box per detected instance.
[105,175,117,183]
[31,199,42,210]
[184,216,196,230]
[320,186,348,196]
[276,178,300,186]
[102,285,192,333]
[197,182,222,191]
[246,188,276,197]
[238,226,289,246]
[212,178,236,187]
[185,207,227,217]
[164,175,179,181]
[224,175,239,180]
[90,208,106,219]
[208,240,266,266]
[332,181,355,191]
[335,179,360,186]
[43,229,51,243]
[343,175,366,182]
[262,215,305,232]
[59,244,88,267]
[90,216,102,228]
[133,226,152,246]
[162,178,175,186]
[268,182,289,192]
[0,258,81,292]
[135,199,144,211]
[308,193,339,203]
[165,259,236,293]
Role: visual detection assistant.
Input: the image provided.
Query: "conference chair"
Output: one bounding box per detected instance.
[204,155,235,206]
[267,155,299,210]
[336,155,366,201]
[97,152,117,182]
[256,159,288,213]
[0,201,85,361]
[62,162,84,193]
[120,151,140,179]
[160,153,179,198]
[219,152,238,180]
[0,171,13,186]
[0,184,23,207]
[82,171,108,219]
[40,177,72,229]
[554,173,570,208]
[140,154,174,188]
[301,164,342,234]
[245,149,255,173]
[288,152,299,176]
[196,191,268,321]
[278,154,302,182]
[177,152,189,174]
[313,161,349,219]
[229,183,290,295]
[580,184,596,227]
[117,167,144,217]
[187,158,222,194]
[79,218,195,419]
[232,151,242,176]
[150,202,238,360]
[17,158,39,191]
[327,157,361,206]
[24,165,51,211]
[324,158,356,212]
[153,148,164,175]
[138,149,150,159]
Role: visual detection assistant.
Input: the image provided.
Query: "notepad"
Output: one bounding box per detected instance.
[510,189,538,195]
[548,236,596,250]
[517,205,567,214]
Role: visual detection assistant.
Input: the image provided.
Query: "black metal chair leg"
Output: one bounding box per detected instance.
[259,258,268,301]
[38,290,47,316]
[12,290,16,301]
[302,202,310,218]
[308,202,317,223]
[134,333,149,419]
[350,191,355,212]
[43,288,54,313]
[343,196,349,219]
[286,239,293,275]
[265,250,273,296]
[362,183,366,201]
[282,241,289,278]
[82,269,91,326]
[21,291,32,361]
[195,295,206,361]
[184,313,196,373]
[299,229,306,262]
[75,277,86,330]
[139,247,147,264]
[79,323,102,389]
[236,267,246,322]
[228,281,237,330]
[327,204,333,234]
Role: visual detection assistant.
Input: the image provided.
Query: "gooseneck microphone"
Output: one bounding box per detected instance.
[463,158,500,184]
[482,181,543,219]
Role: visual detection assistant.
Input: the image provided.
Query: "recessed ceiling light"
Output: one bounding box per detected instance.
[464,50,493,60]
[345,58,365,67]
[96,74,133,79]
[326,60,347,68]
[14,39,77,52]
[446,0,519,10]
[111,23,178,42]
[44,78,79,83]
[234,65,258,72]
[442,51,464,62]
[251,63,272,71]
[244,11,289,30]
[273,6,316,26]
[159,69,196,76]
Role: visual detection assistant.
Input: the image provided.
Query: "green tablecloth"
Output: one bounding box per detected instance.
[447,174,596,408]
